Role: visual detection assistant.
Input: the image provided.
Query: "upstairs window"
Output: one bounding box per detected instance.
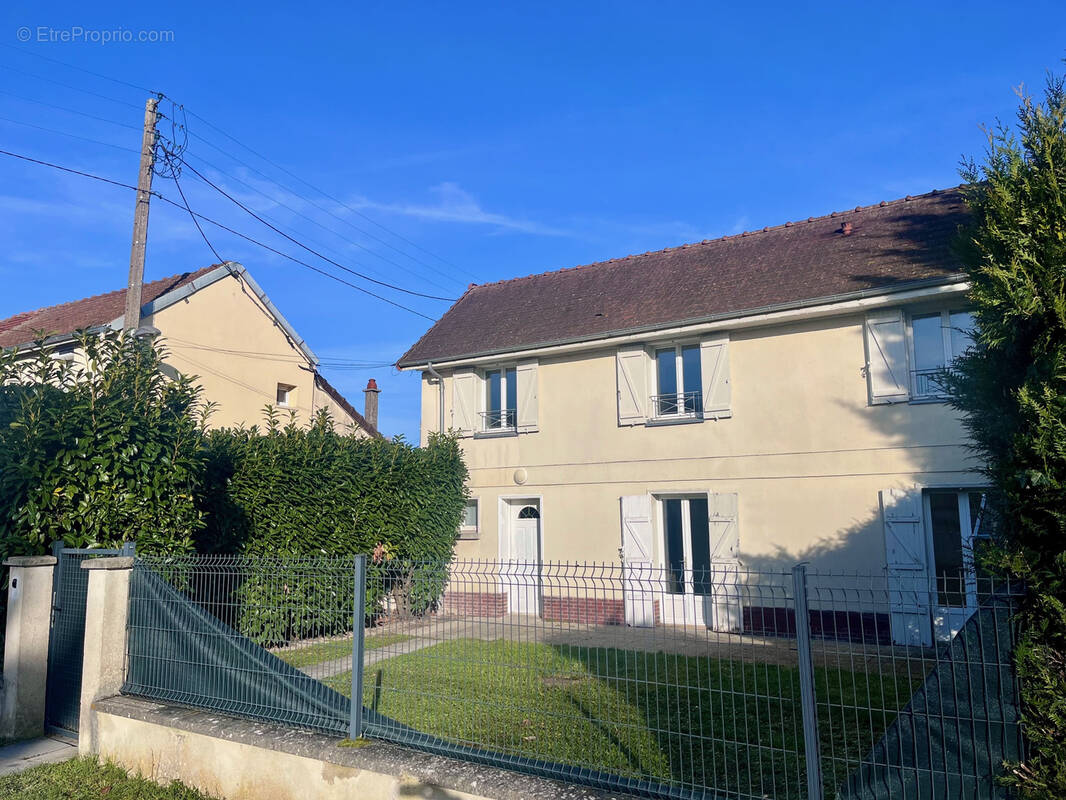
[482,367,517,431]
[653,344,702,417]
[910,310,975,398]
[276,382,296,407]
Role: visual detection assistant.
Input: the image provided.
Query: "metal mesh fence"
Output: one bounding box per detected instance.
[122,555,1023,800]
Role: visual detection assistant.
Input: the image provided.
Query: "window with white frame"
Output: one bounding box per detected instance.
[653,344,702,417]
[276,382,296,407]
[459,499,479,539]
[909,310,975,398]
[482,367,517,431]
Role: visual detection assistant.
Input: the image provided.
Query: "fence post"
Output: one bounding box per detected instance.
[793,563,824,800]
[349,554,367,739]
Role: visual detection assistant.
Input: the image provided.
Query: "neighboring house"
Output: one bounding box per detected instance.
[399,187,982,646]
[0,261,380,437]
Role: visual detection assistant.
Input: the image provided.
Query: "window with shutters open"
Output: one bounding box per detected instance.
[471,360,538,437]
[908,310,975,399]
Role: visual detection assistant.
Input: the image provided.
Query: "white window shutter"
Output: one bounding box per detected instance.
[616,347,647,426]
[515,360,539,433]
[707,492,739,561]
[880,488,932,646]
[451,369,477,437]
[865,310,910,404]
[707,492,741,632]
[620,494,655,627]
[700,334,732,419]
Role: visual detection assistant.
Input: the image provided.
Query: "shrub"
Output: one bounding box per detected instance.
[0,330,205,558]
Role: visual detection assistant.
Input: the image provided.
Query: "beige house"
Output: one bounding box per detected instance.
[0,261,379,436]
[399,188,984,646]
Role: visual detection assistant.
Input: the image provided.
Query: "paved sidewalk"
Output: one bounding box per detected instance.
[0,735,77,776]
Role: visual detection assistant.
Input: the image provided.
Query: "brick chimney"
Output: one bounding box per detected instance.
[363,379,381,429]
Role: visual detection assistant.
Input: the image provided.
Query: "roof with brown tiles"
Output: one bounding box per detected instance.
[398,188,971,367]
[0,265,222,348]
[314,372,381,438]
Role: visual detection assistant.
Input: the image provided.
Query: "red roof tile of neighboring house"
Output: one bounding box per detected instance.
[398,188,972,367]
[314,373,381,438]
[0,265,222,349]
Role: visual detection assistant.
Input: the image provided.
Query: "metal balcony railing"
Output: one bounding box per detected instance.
[650,390,703,418]
[479,409,517,431]
[912,368,950,398]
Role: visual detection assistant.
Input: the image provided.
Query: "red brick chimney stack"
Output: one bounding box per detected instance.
[363,379,381,430]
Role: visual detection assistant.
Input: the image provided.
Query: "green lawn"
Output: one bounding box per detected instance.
[325,639,920,800]
[0,757,220,800]
[274,632,412,668]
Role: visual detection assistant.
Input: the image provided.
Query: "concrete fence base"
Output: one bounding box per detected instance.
[91,696,635,800]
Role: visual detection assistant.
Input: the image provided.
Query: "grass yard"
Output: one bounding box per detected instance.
[325,639,921,800]
[0,757,220,800]
[274,631,411,668]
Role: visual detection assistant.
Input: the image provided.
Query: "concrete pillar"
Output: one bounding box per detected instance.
[0,555,57,740]
[79,557,134,755]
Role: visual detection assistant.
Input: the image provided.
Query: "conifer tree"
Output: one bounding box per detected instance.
[947,71,1066,798]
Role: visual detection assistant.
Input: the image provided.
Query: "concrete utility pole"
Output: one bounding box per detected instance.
[123,97,159,330]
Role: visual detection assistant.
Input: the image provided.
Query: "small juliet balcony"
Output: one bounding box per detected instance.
[650,390,704,421]
[478,409,517,435]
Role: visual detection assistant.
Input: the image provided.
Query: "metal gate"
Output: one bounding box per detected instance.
[45,541,135,734]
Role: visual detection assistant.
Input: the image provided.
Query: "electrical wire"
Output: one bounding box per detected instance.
[0,63,143,110]
[0,114,140,153]
[0,147,141,191]
[0,42,159,95]
[0,147,439,321]
[178,157,457,302]
[0,88,142,131]
[171,172,223,263]
[185,129,470,288]
[181,146,457,294]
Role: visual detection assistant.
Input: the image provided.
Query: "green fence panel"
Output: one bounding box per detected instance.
[837,595,1022,800]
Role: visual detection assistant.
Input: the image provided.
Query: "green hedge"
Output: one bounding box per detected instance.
[0,332,469,646]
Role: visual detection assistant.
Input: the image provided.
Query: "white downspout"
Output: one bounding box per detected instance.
[426,362,445,433]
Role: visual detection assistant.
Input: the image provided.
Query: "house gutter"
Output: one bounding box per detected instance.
[425,362,445,433]
[397,276,970,371]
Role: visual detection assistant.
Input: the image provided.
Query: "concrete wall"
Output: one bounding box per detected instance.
[419,302,980,572]
[91,697,626,800]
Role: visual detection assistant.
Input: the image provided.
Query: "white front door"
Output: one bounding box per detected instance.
[501,501,541,615]
[925,490,987,641]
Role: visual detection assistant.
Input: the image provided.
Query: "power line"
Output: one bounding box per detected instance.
[184,129,470,289]
[0,42,158,95]
[0,114,139,153]
[150,193,438,320]
[0,147,439,321]
[0,88,142,131]
[171,172,223,263]
[0,148,141,190]
[181,146,457,294]
[183,110,477,281]
[0,63,144,110]
[178,157,456,302]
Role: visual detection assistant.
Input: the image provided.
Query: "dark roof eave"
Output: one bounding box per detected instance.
[397,273,968,369]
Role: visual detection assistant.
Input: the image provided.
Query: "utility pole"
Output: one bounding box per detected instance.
[123,97,159,331]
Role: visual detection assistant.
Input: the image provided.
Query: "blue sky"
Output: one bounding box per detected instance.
[0,2,1063,441]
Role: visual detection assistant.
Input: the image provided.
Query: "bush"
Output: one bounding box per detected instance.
[0,330,205,558]
[197,409,468,635]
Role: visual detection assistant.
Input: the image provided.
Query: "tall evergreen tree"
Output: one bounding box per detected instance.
[947,71,1066,797]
